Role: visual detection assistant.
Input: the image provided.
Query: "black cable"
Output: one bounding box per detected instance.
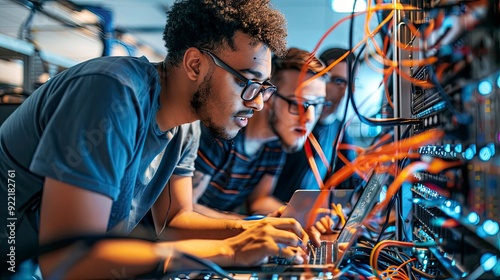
[352,262,376,277]
[398,206,410,242]
[347,1,421,127]
[349,82,421,126]
[427,65,472,125]
[326,0,360,180]
[328,7,420,178]
[360,239,438,276]
[327,45,366,179]
[418,6,473,127]
[173,252,235,280]
[156,180,172,239]
[353,245,405,267]
[40,234,235,280]
[352,261,372,273]
[376,195,397,243]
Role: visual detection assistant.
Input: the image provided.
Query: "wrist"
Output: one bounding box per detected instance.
[225,218,246,232]
[216,240,237,266]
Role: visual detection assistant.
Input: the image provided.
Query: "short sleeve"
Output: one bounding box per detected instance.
[173,121,201,177]
[30,75,141,200]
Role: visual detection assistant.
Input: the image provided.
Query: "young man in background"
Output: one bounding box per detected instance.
[273,47,358,203]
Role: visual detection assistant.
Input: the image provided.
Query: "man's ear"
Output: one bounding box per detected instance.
[183,48,202,81]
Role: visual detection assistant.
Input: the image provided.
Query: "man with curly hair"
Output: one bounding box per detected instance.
[193,48,330,221]
[0,0,309,278]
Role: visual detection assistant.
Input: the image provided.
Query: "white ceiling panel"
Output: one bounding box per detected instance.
[0,0,378,62]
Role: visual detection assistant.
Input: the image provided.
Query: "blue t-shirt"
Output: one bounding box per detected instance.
[273,120,356,202]
[0,56,199,260]
[194,124,285,212]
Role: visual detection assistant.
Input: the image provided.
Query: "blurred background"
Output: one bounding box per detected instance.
[0,0,385,143]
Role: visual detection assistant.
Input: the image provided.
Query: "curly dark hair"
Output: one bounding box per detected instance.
[272,47,328,80]
[163,0,287,66]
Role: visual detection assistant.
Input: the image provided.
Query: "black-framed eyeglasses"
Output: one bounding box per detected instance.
[200,48,276,102]
[329,76,348,87]
[274,92,331,117]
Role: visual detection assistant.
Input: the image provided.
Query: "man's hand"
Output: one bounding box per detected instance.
[304,204,347,245]
[266,204,287,217]
[226,219,308,266]
[265,204,345,247]
[239,217,309,246]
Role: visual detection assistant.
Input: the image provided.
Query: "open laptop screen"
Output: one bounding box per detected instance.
[280,189,354,228]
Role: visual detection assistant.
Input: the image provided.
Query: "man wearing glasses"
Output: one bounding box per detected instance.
[273,47,358,205]
[192,48,330,219]
[0,1,313,278]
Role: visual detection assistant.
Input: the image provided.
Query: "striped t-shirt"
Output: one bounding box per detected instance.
[194,123,285,212]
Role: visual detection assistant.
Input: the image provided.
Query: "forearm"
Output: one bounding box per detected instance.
[158,239,234,268]
[194,203,246,219]
[163,210,244,240]
[40,238,235,279]
[250,196,285,215]
[39,239,164,279]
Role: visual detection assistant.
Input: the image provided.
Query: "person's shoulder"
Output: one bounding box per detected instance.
[77,56,154,76]
[82,55,151,66]
[70,56,159,95]
[313,120,340,136]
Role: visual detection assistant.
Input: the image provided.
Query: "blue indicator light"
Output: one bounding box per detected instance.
[467,212,480,225]
[483,220,500,235]
[464,148,475,160]
[481,253,497,271]
[478,80,493,95]
[445,200,452,207]
[444,144,451,153]
[479,147,492,161]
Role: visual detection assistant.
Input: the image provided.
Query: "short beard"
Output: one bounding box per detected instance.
[268,110,300,153]
[190,73,231,140]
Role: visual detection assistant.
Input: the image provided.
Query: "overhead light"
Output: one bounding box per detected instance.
[330,0,367,13]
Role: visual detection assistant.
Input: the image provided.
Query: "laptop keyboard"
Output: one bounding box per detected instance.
[308,240,337,265]
[267,240,337,266]
[260,173,388,273]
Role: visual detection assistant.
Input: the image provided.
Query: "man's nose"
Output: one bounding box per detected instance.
[244,93,264,111]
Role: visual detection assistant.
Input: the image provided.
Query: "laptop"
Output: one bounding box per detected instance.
[225,171,389,275]
[280,189,354,229]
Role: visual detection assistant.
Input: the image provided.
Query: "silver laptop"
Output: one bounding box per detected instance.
[227,172,389,274]
[281,189,354,228]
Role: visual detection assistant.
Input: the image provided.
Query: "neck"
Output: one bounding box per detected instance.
[155,62,198,132]
[243,107,278,155]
